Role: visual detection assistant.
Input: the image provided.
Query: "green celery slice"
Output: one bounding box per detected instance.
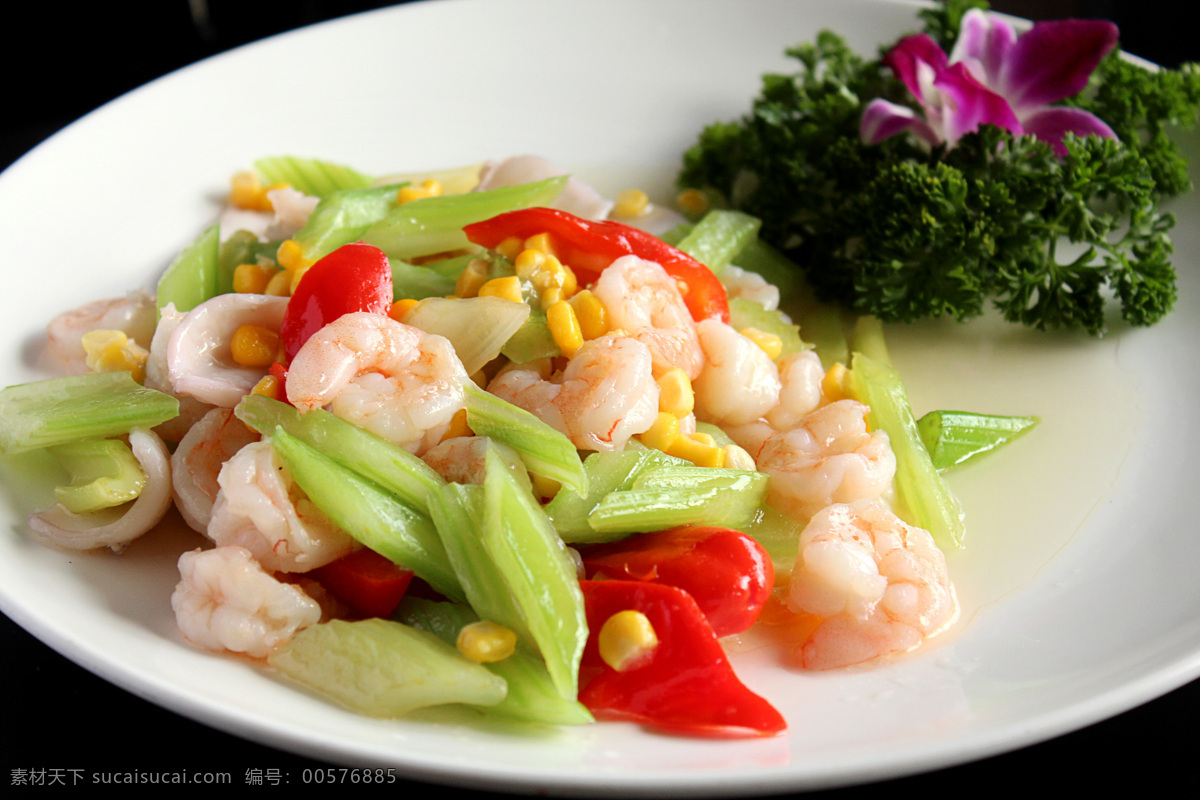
[391,254,472,300]
[267,618,506,717]
[396,596,593,726]
[917,410,1039,471]
[481,446,586,701]
[362,176,566,261]
[500,311,561,363]
[728,297,805,357]
[584,469,769,540]
[293,183,405,262]
[156,223,219,316]
[544,448,686,539]
[463,382,586,495]
[404,296,531,376]
[0,372,179,456]
[743,505,803,586]
[268,429,463,601]
[217,230,277,296]
[253,156,374,197]
[234,394,444,516]
[48,438,146,513]
[849,352,966,549]
[674,209,761,274]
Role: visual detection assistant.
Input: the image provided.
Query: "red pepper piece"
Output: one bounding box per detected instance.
[308,548,414,619]
[279,242,394,363]
[581,525,774,638]
[462,207,730,323]
[578,580,786,738]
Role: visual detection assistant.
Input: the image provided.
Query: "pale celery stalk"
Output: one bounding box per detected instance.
[544,448,685,539]
[156,223,219,316]
[728,297,806,357]
[584,470,769,540]
[917,410,1040,471]
[849,352,966,549]
[269,429,463,600]
[481,446,586,701]
[362,176,567,261]
[253,156,374,197]
[48,438,146,513]
[390,254,472,300]
[463,382,586,495]
[403,296,531,376]
[234,394,444,516]
[267,618,507,717]
[396,596,594,726]
[674,209,761,274]
[293,184,405,262]
[0,372,178,455]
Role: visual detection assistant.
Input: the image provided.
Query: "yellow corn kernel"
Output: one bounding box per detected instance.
[456,620,518,664]
[667,434,727,469]
[264,269,293,297]
[676,187,709,217]
[690,431,716,447]
[454,258,491,298]
[739,327,784,361]
[546,300,584,358]
[478,275,525,304]
[276,239,312,272]
[397,178,444,204]
[598,610,658,672]
[530,472,561,501]
[250,374,283,400]
[441,408,472,442]
[722,443,757,471]
[495,236,524,261]
[389,298,420,323]
[523,232,556,257]
[822,362,850,402]
[640,412,681,452]
[289,264,312,295]
[81,330,149,383]
[612,188,650,218]
[568,290,608,340]
[232,262,278,294]
[656,368,694,418]
[513,247,547,279]
[230,324,281,368]
[229,171,273,212]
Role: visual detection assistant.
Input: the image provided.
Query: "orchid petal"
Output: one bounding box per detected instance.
[860,98,940,146]
[999,18,1119,113]
[884,34,949,103]
[1020,106,1118,157]
[948,8,1017,86]
[934,63,1023,143]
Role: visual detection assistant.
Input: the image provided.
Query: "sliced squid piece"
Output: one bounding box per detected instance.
[28,428,173,552]
[476,155,613,221]
[144,302,216,442]
[171,407,260,535]
[167,294,288,407]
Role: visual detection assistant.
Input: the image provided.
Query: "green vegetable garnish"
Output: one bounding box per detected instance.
[917,410,1039,471]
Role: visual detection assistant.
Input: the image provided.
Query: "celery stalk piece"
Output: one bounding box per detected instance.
[728,297,806,357]
[849,352,966,549]
[917,410,1040,471]
[501,311,561,363]
[674,209,761,274]
[373,162,486,196]
[482,446,587,701]
[268,429,463,601]
[48,438,146,514]
[0,372,179,456]
[403,296,531,376]
[234,395,444,516]
[292,183,405,262]
[156,223,219,316]
[267,618,507,717]
[463,382,586,495]
[218,230,277,297]
[427,480,534,646]
[396,596,594,726]
[849,315,891,366]
[391,254,471,300]
[253,156,374,197]
[544,448,685,539]
[362,176,567,262]
[585,470,769,540]
[729,236,803,299]
[743,505,803,586]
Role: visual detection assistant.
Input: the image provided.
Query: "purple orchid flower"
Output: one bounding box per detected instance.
[861,9,1120,156]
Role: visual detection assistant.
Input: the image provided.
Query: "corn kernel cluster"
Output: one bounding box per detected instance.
[81,330,149,384]
[637,369,727,469]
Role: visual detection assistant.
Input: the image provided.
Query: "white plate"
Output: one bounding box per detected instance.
[2,0,1198,795]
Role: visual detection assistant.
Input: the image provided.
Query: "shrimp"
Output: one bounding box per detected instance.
[751,399,896,521]
[285,312,469,455]
[720,264,781,311]
[171,545,322,659]
[692,319,781,427]
[170,407,261,534]
[421,435,491,485]
[207,440,358,573]
[764,349,826,432]
[590,255,703,379]
[44,290,158,376]
[786,500,957,670]
[488,335,660,452]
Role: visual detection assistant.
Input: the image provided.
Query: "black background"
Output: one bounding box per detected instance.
[2,1,1196,795]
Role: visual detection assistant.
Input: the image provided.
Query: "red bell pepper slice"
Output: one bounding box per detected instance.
[308,548,414,619]
[578,580,786,738]
[280,242,394,363]
[581,525,774,638]
[462,207,730,323]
